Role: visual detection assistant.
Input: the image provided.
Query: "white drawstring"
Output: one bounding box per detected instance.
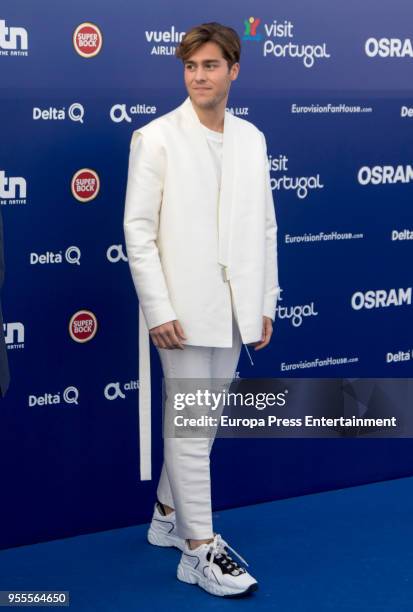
[207,533,249,578]
[243,343,255,366]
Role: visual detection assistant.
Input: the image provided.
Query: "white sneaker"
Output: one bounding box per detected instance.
[147,501,185,552]
[177,533,258,597]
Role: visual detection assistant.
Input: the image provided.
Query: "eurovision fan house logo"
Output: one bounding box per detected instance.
[71,169,100,202]
[73,22,103,58]
[242,16,331,68]
[69,310,98,343]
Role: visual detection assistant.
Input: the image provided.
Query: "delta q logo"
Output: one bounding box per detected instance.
[242,17,262,42]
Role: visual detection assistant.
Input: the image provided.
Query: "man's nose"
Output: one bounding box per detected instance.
[194,67,207,81]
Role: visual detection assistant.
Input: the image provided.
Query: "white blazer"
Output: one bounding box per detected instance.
[123,95,280,480]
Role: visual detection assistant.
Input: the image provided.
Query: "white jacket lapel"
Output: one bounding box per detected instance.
[217,107,236,269]
[179,96,236,269]
[180,96,219,192]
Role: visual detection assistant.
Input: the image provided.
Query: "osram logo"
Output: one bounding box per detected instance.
[0,170,27,205]
[0,19,28,55]
[358,164,413,185]
[351,288,412,310]
[3,322,24,349]
[365,37,413,58]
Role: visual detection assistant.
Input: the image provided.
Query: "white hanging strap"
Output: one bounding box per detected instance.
[243,343,255,366]
[138,304,152,481]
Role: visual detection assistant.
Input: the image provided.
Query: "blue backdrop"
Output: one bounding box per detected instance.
[1,0,412,549]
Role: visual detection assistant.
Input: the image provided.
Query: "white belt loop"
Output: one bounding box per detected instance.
[138,303,152,480]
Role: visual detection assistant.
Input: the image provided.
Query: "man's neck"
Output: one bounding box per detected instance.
[190,96,227,133]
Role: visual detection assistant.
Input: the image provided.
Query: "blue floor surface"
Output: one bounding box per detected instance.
[0,476,412,611]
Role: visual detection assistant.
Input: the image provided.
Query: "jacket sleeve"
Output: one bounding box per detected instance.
[123,130,177,330]
[260,131,280,321]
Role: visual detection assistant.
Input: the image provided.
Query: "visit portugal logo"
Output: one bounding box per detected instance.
[242,17,262,41]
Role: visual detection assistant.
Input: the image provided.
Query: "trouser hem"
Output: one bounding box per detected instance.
[179,532,214,541]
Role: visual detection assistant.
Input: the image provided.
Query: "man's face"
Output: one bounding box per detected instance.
[183,41,239,110]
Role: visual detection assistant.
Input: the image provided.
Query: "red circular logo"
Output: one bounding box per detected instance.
[71,168,100,203]
[69,310,98,343]
[73,23,103,58]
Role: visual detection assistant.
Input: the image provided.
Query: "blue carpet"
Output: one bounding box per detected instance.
[0,476,412,610]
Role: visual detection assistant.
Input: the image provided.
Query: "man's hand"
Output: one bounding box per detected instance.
[149,319,187,349]
[249,316,273,350]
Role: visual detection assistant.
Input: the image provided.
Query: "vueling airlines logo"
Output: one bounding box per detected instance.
[243,17,262,41]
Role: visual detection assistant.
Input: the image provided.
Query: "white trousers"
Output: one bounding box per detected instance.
[155,308,242,539]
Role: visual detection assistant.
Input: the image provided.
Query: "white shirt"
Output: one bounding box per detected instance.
[201,123,224,187]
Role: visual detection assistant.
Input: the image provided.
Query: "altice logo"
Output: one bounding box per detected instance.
[242,17,262,41]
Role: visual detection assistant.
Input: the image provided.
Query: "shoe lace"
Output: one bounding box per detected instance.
[207,533,248,578]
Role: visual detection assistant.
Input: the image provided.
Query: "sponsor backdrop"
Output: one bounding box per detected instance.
[0,0,412,549]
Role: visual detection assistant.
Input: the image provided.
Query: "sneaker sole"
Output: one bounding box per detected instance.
[177,562,258,597]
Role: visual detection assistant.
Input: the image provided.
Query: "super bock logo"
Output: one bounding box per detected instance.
[73,22,103,58]
[69,310,98,342]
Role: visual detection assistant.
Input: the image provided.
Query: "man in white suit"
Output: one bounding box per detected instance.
[124,22,279,597]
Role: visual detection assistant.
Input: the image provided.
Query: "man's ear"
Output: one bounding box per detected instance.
[230,62,240,81]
